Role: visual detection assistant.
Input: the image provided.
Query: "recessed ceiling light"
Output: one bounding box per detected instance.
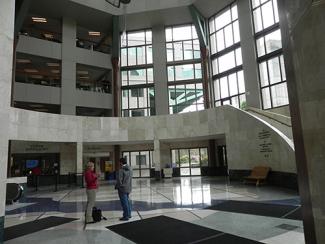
[77,70,89,75]
[47,63,60,67]
[79,76,90,79]
[88,31,101,36]
[32,17,47,23]
[24,69,38,73]
[51,70,60,74]
[16,59,31,63]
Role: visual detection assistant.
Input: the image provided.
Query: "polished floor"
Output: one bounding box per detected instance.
[4,177,305,243]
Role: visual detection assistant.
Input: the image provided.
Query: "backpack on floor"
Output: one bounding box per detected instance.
[92,207,107,222]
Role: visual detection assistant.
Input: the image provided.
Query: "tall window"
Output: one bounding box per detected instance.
[209,2,246,108]
[171,148,208,176]
[122,150,154,178]
[251,0,288,109]
[120,30,155,117]
[166,24,204,114]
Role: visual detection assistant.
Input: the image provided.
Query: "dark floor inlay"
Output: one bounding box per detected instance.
[194,233,263,244]
[276,224,299,231]
[4,216,78,241]
[207,200,302,220]
[107,215,222,244]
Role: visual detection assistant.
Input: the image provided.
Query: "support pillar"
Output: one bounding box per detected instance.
[0,0,15,241]
[200,47,211,108]
[153,140,171,180]
[76,142,83,186]
[278,1,325,243]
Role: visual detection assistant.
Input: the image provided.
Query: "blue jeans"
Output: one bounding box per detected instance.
[118,191,131,218]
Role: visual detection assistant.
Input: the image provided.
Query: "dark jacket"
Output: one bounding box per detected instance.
[115,164,132,193]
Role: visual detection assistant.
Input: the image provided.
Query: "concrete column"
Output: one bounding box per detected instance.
[61,17,77,115]
[237,0,261,108]
[153,140,171,179]
[278,1,325,243]
[152,25,169,115]
[0,0,15,241]
[76,142,83,173]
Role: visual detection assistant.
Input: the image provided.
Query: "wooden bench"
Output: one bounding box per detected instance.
[244,166,270,186]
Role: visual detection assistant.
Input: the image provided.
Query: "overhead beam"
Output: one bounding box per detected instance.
[188,4,207,48]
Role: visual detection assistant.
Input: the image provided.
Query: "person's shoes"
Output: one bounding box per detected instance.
[119,217,129,221]
[128,216,132,219]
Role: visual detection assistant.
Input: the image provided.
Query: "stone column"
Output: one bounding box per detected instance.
[152,25,169,115]
[61,17,77,115]
[0,0,15,241]
[76,142,83,185]
[237,0,261,108]
[278,1,325,243]
[153,140,171,179]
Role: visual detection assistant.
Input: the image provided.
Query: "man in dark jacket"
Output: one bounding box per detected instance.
[115,157,133,221]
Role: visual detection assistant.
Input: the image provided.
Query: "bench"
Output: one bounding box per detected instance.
[244,166,270,186]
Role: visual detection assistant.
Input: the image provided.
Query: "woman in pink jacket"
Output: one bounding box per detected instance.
[84,161,98,224]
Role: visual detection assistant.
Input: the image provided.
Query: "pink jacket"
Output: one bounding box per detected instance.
[84,169,98,189]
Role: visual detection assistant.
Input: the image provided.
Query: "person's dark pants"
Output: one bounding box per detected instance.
[118,191,131,218]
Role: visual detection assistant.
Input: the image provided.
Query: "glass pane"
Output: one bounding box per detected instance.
[137,46,146,65]
[139,151,150,168]
[228,73,238,96]
[141,169,150,177]
[268,56,281,84]
[147,68,153,83]
[121,48,127,67]
[129,69,147,85]
[128,47,137,66]
[146,30,152,44]
[173,26,192,41]
[190,149,200,167]
[179,149,189,167]
[121,71,128,86]
[122,90,128,109]
[192,25,198,39]
[216,29,225,52]
[212,59,218,75]
[171,150,179,167]
[259,62,269,87]
[130,152,140,169]
[220,76,229,98]
[239,94,246,108]
[191,168,201,176]
[215,9,231,30]
[218,51,236,73]
[262,87,272,109]
[184,40,193,60]
[146,45,153,64]
[261,1,275,29]
[166,28,172,42]
[175,64,194,81]
[253,8,263,33]
[200,148,208,166]
[252,0,260,8]
[174,42,183,61]
[224,25,234,48]
[231,4,238,20]
[166,43,174,62]
[256,37,265,57]
[233,20,240,43]
[238,70,246,93]
[214,79,220,100]
[180,168,190,176]
[167,66,175,82]
[273,0,279,23]
[193,40,201,59]
[210,34,217,54]
[209,18,215,34]
[133,169,140,178]
[195,63,202,79]
[271,83,289,107]
[128,31,145,46]
[235,48,243,66]
[265,29,282,54]
[122,152,129,164]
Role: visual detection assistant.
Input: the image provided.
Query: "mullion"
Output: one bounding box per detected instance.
[270,0,277,25]
[265,59,273,108]
[252,0,272,11]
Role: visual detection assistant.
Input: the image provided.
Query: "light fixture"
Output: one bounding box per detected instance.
[16,59,31,63]
[30,75,43,79]
[24,69,38,73]
[32,17,47,23]
[47,63,60,67]
[88,31,101,36]
[79,76,90,79]
[51,70,60,74]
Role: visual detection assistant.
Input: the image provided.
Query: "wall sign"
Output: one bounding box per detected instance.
[258,129,272,158]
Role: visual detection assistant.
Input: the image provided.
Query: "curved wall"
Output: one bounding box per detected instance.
[9,105,296,173]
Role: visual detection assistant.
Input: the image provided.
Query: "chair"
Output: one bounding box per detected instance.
[244,166,270,186]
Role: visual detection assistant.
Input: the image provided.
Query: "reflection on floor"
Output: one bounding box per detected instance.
[4,177,305,244]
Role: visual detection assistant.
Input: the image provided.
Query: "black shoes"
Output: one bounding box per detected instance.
[119,217,129,221]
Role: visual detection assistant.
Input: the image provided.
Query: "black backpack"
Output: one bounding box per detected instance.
[92,207,107,222]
